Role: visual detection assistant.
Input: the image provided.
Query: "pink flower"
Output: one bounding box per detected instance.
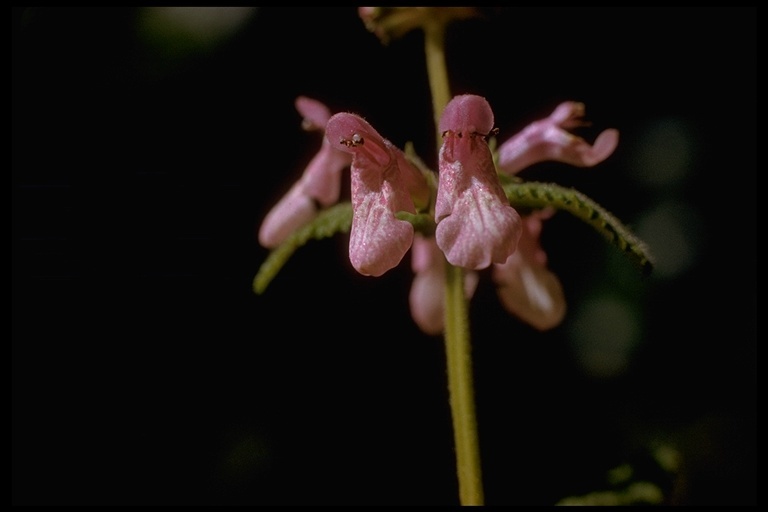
[489,101,619,330]
[325,112,430,277]
[409,99,618,333]
[409,234,479,335]
[435,94,522,270]
[261,95,618,333]
[258,96,351,248]
[492,208,566,331]
[496,101,619,175]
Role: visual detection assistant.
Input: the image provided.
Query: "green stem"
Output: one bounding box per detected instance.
[444,263,485,505]
[423,20,451,143]
[423,20,485,505]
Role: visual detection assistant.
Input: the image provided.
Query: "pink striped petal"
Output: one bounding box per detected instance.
[326,112,426,276]
[435,95,521,269]
[497,101,619,175]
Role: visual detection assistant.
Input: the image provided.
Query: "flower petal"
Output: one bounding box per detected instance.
[295,96,331,131]
[494,255,566,331]
[492,209,566,330]
[409,235,446,335]
[348,176,415,276]
[258,182,318,248]
[257,97,350,248]
[326,112,422,276]
[409,235,478,335]
[293,96,351,206]
[435,95,521,269]
[300,139,351,206]
[496,101,619,175]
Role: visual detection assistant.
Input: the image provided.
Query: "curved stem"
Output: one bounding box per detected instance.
[444,263,484,505]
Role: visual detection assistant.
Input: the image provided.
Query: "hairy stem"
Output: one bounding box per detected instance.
[444,263,484,505]
[424,19,485,506]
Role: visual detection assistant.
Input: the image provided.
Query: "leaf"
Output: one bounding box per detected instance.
[503,180,654,276]
[253,202,353,294]
[395,211,436,236]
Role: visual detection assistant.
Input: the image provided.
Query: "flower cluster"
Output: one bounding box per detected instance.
[258,92,618,335]
[250,10,655,507]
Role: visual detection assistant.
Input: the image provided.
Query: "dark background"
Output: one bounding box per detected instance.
[13,7,755,506]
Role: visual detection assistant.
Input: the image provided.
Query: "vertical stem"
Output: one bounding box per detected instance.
[423,21,451,144]
[424,17,484,506]
[444,263,485,505]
